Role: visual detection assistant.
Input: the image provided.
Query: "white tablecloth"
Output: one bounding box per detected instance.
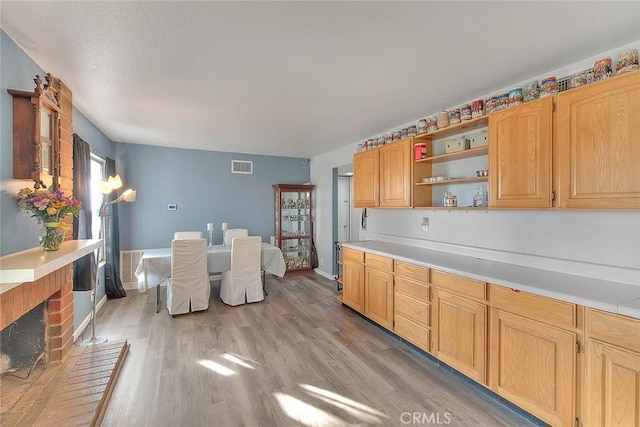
[135,243,286,292]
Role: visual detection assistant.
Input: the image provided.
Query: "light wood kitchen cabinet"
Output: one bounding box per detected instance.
[393,261,430,352]
[379,139,412,207]
[489,96,553,208]
[431,270,487,383]
[342,248,365,313]
[364,258,394,330]
[489,285,578,427]
[556,70,640,209]
[583,308,640,427]
[353,148,379,208]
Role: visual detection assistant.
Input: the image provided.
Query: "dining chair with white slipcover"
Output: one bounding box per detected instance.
[174,231,203,239]
[166,238,210,315]
[223,228,248,246]
[220,236,263,306]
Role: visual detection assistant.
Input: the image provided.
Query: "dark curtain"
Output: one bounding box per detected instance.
[104,158,127,299]
[72,134,96,291]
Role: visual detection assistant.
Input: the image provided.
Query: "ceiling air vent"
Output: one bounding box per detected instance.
[231,160,253,174]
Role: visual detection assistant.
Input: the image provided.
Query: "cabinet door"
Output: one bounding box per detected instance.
[557,71,640,209]
[584,339,640,427]
[489,97,553,208]
[490,309,576,427]
[432,289,486,383]
[379,139,412,207]
[364,267,394,329]
[342,259,365,313]
[353,149,379,208]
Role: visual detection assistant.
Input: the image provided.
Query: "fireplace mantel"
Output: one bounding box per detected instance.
[0,239,102,294]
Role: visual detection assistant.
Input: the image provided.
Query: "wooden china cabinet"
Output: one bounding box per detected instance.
[273,183,315,273]
[8,73,62,189]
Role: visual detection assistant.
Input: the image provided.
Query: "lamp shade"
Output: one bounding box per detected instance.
[122,189,136,202]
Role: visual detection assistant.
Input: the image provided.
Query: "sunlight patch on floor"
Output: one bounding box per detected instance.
[198,359,236,376]
[300,383,387,424]
[274,392,344,426]
[221,353,255,370]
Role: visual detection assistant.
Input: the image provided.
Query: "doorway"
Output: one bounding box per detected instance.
[332,164,353,277]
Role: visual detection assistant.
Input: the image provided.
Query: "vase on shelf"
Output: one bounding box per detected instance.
[40,222,65,251]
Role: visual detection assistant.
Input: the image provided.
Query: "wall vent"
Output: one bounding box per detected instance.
[232,160,253,174]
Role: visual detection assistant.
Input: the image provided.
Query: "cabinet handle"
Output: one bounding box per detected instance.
[510,288,520,293]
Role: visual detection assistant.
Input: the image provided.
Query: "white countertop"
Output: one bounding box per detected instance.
[0,239,103,294]
[342,241,640,319]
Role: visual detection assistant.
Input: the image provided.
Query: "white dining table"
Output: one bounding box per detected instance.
[135,243,286,312]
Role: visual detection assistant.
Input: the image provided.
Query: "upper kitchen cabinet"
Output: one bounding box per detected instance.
[489,97,553,208]
[379,138,413,208]
[353,138,431,208]
[353,148,379,208]
[8,73,62,189]
[556,70,640,209]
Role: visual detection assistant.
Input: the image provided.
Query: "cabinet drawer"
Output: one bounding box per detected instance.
[395,261,429,283]
[395,277,429,302]
[394,292,429,327]
[587,308,640,353]
[431,270,486,301]
[343,248,364,263]
[365,253,393,272]
[490,285,576,329]
[394,314,430,352]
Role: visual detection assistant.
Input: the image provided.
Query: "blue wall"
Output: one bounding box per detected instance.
[1,30,52,254]
[113,143,310,250]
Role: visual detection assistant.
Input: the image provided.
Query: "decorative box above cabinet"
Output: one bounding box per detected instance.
[8,73,62,189]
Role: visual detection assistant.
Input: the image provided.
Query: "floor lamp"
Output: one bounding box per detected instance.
[80,175,136,346]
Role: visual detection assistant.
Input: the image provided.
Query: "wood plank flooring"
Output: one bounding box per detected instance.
[98,273,542,426]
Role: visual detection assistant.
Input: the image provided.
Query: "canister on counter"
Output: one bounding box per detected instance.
[508,87,523,107]
[471,99,485,118]
[460,103,472,120]
[523,80,540,102]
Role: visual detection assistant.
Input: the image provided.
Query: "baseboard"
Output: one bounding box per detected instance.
[74,294,108,343]
[123,282,139,291]
[313,268,336,281]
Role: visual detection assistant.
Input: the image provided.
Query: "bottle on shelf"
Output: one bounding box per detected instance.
[473,187,486,207]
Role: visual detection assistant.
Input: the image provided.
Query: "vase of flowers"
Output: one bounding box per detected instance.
[17,186,81,251]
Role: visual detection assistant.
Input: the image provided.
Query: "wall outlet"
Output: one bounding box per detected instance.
[421,217,429,231]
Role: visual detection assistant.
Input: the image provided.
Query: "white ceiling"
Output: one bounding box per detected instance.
[2,2,639,159]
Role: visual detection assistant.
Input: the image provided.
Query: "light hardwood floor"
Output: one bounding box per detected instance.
[98,273,542,426]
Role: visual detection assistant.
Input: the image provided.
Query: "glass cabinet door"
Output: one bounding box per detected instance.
[273,184,315,273]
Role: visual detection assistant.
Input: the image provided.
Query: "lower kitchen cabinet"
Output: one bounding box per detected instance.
[364,266,394,329]
[342,249,365,313]
[583,309,640,427]
[431,270,488,384]
[489,285,578,427]
[393,261,431,352]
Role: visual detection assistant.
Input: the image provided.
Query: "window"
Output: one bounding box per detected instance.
[90,154,105,260]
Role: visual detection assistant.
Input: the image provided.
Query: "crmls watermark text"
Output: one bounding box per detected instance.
[400,411,452,425]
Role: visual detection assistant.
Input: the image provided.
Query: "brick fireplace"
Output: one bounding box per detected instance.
[0,264,75,371]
